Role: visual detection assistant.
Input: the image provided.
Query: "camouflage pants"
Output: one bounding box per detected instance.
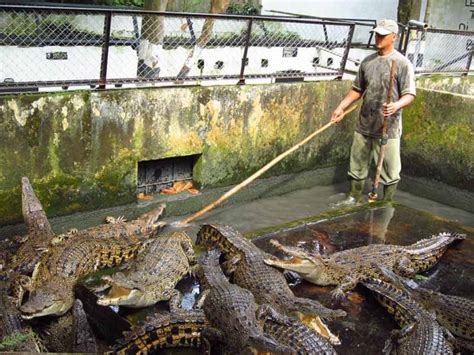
[348,131,401,185]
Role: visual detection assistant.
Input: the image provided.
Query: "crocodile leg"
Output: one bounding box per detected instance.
[179,234,197,265]
[168,289,183,312]
[255,304,292,326]
[330,276,359,301]
[221,254,241,276]
[194,289,210,309]
[383,324,416,354]
[394,256,416,277]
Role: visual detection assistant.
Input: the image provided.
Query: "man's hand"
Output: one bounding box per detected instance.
[331,106,345,123]
[383,102,400,117]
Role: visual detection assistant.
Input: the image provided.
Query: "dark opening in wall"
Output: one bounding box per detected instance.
[137,154,200,195]
[261,59,269,67]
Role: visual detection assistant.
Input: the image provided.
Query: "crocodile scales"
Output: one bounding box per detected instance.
[19,214,165,319]
[362,273,454,354]
[97,231,196,308]
[111,310,207,354]
[196,224,346,322]
[265,232,465,298]
[197,249,292,354]
[380,267,474,352]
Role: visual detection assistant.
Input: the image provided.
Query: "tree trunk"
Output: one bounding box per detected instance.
[137,0,168,78]
[176,0,231,80]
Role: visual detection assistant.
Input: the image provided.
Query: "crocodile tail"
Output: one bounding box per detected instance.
[290,297,346,320]
[21,176,54,238]
[377,266,419,293]
[72,299,97,353]
[111,310,207,354]
[407,232,465,255]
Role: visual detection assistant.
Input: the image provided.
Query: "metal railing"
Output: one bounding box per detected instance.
[0,4,355,93]
[402,26,474,75]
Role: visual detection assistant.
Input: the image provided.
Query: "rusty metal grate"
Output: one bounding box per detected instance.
[137,154,200,195]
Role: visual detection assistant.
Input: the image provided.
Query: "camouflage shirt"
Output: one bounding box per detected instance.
[353,50,416,139]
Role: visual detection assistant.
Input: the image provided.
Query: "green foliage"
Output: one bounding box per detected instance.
[0,332,34,351]
[110,0,144,6]
[227,1,260,15]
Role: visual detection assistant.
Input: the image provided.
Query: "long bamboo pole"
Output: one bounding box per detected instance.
[175,103,359,227]
[368,60,397,202]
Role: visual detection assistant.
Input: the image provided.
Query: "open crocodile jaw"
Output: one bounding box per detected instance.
[20,300,70,319]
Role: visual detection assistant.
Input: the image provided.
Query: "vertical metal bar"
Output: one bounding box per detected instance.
[397,26,405,52]
[322,23,329,43]
[34,12,42,47]
[465,48,473,75]
[238,18,253,85]
[402,28,411,55]
[367,25,375,48]
[132,14,139,52]
[99,12,112,89]
[338,24,355,79]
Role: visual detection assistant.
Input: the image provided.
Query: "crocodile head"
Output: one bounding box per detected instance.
[20,278,72,319]
[263,239,339,285]
[137,204,167,235]
[97,284,150,308]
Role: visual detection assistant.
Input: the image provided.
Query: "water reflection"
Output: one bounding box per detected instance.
[253,205,472,355]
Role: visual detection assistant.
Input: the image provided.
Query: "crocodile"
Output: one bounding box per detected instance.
[196,224,346,342]
[19,226,157,319]
[112,307,338,355]
[196,249,292,354]
[378,267,474,352]
[6,178,166,303]
[362,272,454,354]
[264,232,465,299]
[97,231,196,308]
[112,309,207,354]
[50,203,167,245]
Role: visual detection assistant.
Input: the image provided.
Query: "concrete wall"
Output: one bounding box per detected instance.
[0,81,355,226]
[402,86,474,192]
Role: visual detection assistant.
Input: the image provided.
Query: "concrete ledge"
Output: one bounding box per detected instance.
[399,174,474,213]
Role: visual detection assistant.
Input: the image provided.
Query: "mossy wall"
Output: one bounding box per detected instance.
[0,81,355,226]
[402,88,474,191]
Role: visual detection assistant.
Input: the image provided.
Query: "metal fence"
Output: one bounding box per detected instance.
[0,4,355,93]
[402,27,474,74]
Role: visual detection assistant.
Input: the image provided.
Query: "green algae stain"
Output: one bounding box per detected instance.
[402,89,474,190]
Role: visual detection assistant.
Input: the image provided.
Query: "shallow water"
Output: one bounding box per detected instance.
[252,205,472,354]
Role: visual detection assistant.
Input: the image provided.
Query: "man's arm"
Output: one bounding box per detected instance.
[331,89,363,123]
[383,93,415,117]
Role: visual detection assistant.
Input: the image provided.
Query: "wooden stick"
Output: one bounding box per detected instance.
[368,60,397,202]
[176,103,359,226]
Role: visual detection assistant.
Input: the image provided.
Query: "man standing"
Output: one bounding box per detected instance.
[331,19,416,206]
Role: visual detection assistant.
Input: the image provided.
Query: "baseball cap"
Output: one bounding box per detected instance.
[371,19,399,35]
